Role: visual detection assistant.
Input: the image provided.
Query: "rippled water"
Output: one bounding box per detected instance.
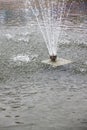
[0,4,87,130]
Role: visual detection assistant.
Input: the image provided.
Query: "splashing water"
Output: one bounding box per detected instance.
[25,0,70,56]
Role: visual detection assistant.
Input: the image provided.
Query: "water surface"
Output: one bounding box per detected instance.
[0,2,87,130]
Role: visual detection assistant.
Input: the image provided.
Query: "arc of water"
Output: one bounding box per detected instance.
[53,1,60,55]
[55,0,66,49]
[64,1,76,30]
[45,0,59,55]
[53,1,61,53]
[26,0,71,57]
[31,0,53,55]
[38,0,53,55]
[44,0,54,55]
[27,0,51,52]
[47,0,51,37]
[51,1,56,55]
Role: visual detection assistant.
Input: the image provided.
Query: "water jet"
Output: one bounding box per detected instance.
[26,0,72,67]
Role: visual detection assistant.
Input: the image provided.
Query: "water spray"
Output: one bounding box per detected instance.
[28,0,72,67]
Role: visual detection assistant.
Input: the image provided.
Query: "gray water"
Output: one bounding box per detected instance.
[0,7,87,130]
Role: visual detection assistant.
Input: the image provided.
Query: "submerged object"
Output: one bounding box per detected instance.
[42,57,72,67]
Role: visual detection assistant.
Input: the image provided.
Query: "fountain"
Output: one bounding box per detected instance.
[26,0,72,67]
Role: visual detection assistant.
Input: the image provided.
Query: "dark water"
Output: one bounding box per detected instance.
[0,4,87,130]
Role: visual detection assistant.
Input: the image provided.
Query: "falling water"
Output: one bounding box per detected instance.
[25,0,70,56]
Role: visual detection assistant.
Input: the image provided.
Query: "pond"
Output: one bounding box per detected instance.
[0,1,87,130]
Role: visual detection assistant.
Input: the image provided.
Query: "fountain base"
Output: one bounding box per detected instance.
[42,57,72,67]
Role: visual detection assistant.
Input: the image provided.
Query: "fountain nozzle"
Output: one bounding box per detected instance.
[50,55,57,62]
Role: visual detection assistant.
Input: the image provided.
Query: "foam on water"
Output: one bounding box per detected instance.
[12,54,30,63]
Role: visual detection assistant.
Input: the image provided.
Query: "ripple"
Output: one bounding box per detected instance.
[0,107,6,111]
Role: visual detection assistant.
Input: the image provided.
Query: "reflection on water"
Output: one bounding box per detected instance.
[0,9,27,25]
[0,1,86,26]
[0,10,5,24]
[0,9,36,26]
